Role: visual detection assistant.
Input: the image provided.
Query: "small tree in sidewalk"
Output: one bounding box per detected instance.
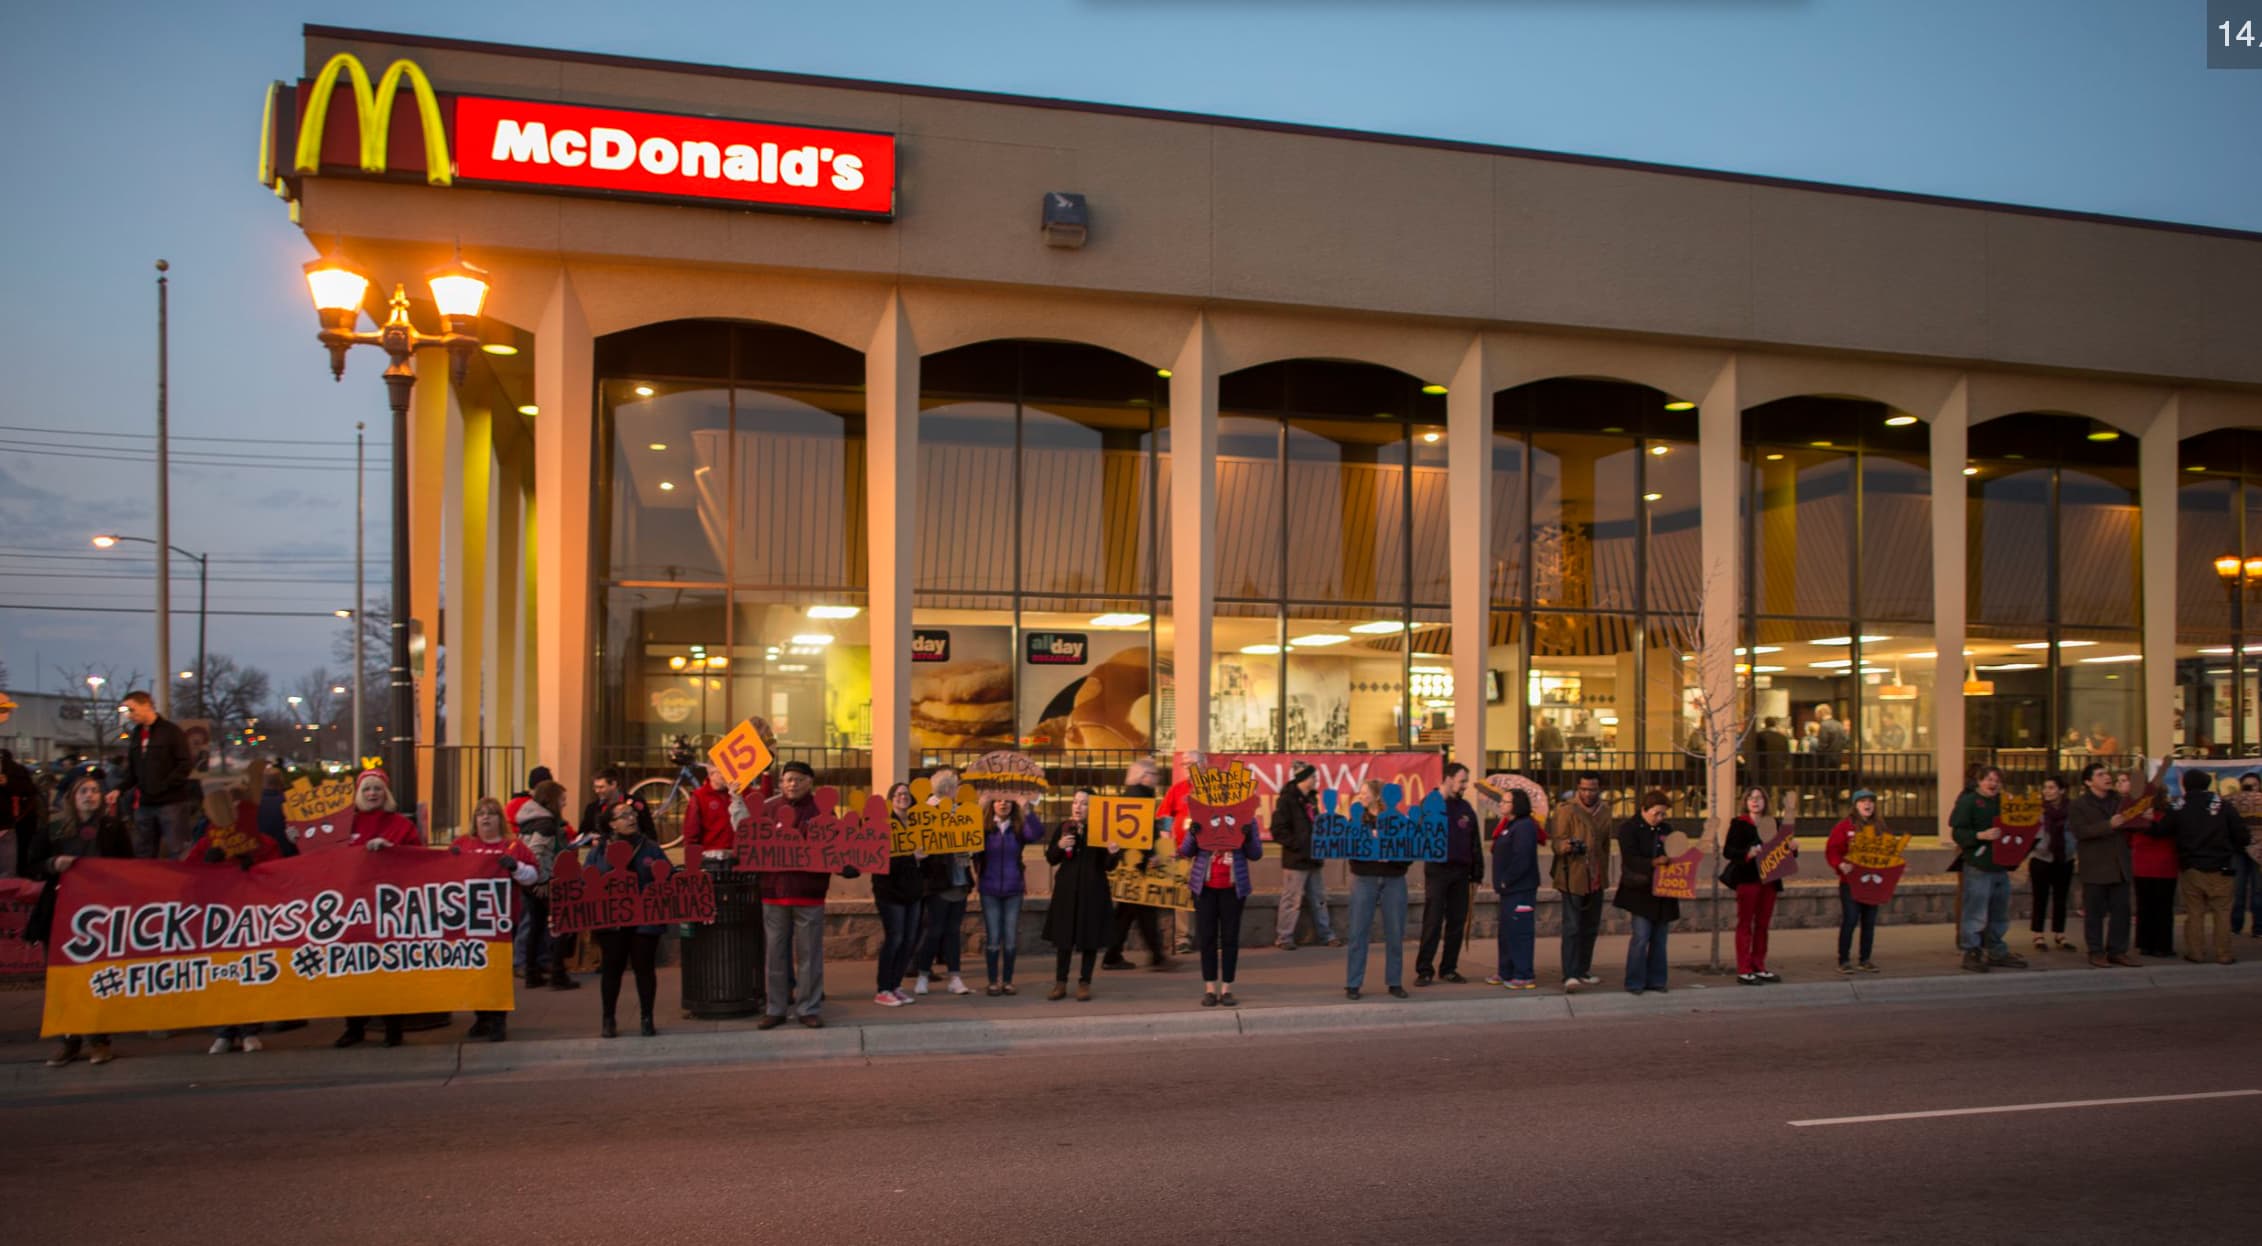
[1659,572,1756,973]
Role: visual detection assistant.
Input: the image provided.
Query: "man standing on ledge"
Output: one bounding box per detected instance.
[1415,762,1484,985]
[1949,765,2026,972]
[1549,771,1612,992]
[122,690,198,859]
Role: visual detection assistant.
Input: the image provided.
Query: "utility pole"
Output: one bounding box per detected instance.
[354,421,367,763]
[155,259,172,715]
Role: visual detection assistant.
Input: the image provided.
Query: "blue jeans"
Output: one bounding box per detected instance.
[1959,869,2013,955]
[1345,873,1408,990]
[1625,913,1670,992]
[916,892,967,975]
[2235,854,2262,934]
[982,893,1023,984]
[875,898,921,992]
[133,800,196,859]
[1496,888,1537,982]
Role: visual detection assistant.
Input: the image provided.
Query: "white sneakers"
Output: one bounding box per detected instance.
[946,975,973,995]
[207,1038,231,1055]
[914,974,930,996]
[241,1036,264,1052]
[209,1035,265,1053]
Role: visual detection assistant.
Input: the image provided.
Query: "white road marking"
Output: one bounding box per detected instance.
[1789,1089,2262,1128]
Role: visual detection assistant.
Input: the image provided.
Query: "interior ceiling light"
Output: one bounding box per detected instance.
[2187,464,2208,473]
[633,384,656,397]
[479,343,518,356]
[1421,431,1440,443]
[1962,466,1980,476]
[1240,644,1282,655]
[1349,620,1407,634]
[2078,653,2143,664]
[1765,453,1784,461]
[1884,415,1918,427]
[1642,492,1663,502]
[647,442,668,451]
[1290,634,1349,647]
[1089,612,1150,627]
[1156,368,1173,379]
[1649,445,1669,456]
[517,405,539,416]
[2085,422,2121,442]
[657,481,675,491]
[789,633,836,646]
[1421,384,1448,396]
[807,605,861,619]
[1663,400,1696,411]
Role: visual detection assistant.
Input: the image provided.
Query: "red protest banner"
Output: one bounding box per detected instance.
[39,850,515,1036]
[1,878,42,978]
[1845,826,1912,906]
[736,789,890,875]
[546,843,717,935]
[1990,793,2042,870]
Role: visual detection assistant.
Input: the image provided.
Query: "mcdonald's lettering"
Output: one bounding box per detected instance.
[263,52,895,219]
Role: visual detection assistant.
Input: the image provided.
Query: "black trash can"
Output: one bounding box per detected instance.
[679,862,764,1018]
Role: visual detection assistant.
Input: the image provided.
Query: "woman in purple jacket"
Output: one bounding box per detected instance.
[975,797,1044,995]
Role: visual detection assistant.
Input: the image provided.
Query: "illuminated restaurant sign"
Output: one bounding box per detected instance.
[264,52,897,219]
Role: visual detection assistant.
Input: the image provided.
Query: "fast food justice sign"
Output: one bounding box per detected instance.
[263,53,897,219]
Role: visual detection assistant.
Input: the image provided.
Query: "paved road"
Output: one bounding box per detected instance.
[5,985,2256,1245]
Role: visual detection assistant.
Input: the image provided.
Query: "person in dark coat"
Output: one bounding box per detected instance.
[1490,788,1543,990]
[872,782,927,1007]
[122,690,199,859]
[1271,762,1337,950]
[1044,788,1120,1000]
[29,770,135,1067]
[1613,790,1680,995]
[1416,762,1486,985]
[254,762,297,858]
[588,800,670,1038]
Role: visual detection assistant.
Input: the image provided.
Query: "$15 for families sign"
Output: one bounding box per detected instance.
[40,851,516,1036]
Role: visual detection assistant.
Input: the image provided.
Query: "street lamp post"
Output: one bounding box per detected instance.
[92,534,208,707]
[2212,554,2262,750]
[302,256,489,821]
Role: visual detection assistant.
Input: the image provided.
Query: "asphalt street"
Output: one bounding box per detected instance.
[5,984,2257,1246]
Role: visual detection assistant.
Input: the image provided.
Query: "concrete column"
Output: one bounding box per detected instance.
[534,272,595,803]
[448,405,492,808]
[1930,381,1970,838]
[408,358,452,815]
[1447,337,1491,772]
[1167,316,1218,756]
[866,292,918,791]
[2140,396,2180,760]
[1697,360,1741,842]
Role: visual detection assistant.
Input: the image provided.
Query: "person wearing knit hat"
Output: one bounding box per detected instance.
[185,761,279,1054]
[30,770,134,1068]
[333,760,421,1050]
[1271,762,1336,951]
[1825,789,1889,974]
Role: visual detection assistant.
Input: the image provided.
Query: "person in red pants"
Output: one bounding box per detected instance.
[1721,786,1796,985]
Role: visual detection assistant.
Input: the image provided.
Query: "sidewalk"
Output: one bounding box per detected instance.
[7,920,2256,1100]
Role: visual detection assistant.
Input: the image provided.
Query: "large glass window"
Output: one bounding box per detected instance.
[1740,397,1933,819]
[1964,413,2143,769]
[1485,379,1693,800]
[1205,360,1447,752]
[2175,431,2262,755]
[596,321,869,760]
[912,341,1166,770]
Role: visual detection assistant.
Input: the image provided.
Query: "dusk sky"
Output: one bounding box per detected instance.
[2,0,2254,699]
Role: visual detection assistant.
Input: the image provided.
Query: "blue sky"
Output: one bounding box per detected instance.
[0,0,2253,705]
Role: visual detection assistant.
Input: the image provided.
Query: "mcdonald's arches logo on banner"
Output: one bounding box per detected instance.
[260,51,897,219]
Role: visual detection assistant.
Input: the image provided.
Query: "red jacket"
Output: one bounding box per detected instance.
[346,807,421,850]
[683,785,737,857]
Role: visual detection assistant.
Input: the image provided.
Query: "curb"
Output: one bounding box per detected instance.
[9,961,2259,1103]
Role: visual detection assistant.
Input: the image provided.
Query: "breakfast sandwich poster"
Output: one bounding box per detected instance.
[1020,632,1151,750]
[909,625,1016,749]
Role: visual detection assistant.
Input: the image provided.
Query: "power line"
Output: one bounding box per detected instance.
[0,439,374,467]
[0,446,384,472]
[0,423,382,448]
[0,603,349,617]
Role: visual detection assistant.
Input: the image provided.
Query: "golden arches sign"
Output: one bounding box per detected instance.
[260,52,452,194]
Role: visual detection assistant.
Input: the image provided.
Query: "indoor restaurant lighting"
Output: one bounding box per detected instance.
[789,633,836,646]
[1884,415,1917,427]
[2078,654,2144,664]
[633,384,656,397]
[1240,644,1283,655]
[1089,612,1150,626]
[1289,634,1349,647]
[1663,400,1696,411]
[518,405,539,416]
[807,605,863,619]
[1349,621,1407,634]
[480,343,518,356]
[1421,384,1448,396]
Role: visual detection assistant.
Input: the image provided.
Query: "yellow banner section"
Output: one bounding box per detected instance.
[43,947,515,1037]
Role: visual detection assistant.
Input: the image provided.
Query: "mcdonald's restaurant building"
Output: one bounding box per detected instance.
[266,26,2262,831]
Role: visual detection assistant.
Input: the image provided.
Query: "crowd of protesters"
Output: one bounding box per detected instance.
[8,695,2260,1069]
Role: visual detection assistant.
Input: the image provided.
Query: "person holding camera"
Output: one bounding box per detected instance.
[1548,771,1612,991]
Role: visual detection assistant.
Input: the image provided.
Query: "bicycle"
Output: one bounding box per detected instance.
[629,734,716,851]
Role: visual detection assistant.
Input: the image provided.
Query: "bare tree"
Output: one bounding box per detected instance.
[51,662,148,754]
[330,596,396,742]
[180,653,271,754]
[1658,565,1755,974]
[284,667,351,762]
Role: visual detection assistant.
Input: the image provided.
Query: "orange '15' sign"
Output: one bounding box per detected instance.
[707,720,774,793]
